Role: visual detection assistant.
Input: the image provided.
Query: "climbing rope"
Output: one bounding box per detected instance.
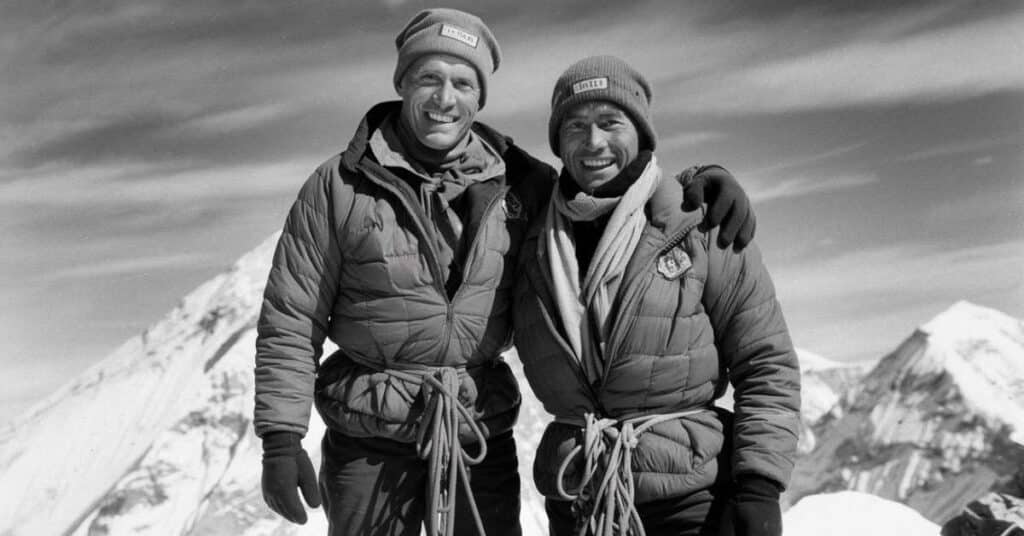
[385,366,489,536]
[554,410,707,536]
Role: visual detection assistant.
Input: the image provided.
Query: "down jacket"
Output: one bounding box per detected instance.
[512,171,801,502]
[254,101,554,443]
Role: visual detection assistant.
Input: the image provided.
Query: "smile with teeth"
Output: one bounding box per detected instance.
[581,157,614,169]
[426,111,457,124]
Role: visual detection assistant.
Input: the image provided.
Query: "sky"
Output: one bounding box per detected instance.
[1,0,1022,424]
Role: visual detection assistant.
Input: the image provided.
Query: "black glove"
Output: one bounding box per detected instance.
[261,431,321,524]
[729,475,783,536]
[681,165,756,252]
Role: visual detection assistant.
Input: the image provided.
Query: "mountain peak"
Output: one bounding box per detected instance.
[921,300,1024,342]
[915,301,1024,444]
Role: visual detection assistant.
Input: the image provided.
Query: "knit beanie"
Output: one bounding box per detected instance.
[548,55,656,155]
[393,8,502,109]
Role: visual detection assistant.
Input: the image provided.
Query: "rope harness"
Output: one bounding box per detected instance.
[384,366,489,536]
[554,410,707,536]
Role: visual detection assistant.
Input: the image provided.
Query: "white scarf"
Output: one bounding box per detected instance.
[542,156,663,384]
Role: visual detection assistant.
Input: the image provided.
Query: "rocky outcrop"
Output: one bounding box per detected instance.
[941,492,1024,536]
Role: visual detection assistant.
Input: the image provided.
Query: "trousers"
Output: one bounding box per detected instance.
[319,429,522,536]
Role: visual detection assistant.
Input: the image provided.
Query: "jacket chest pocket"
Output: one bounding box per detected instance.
[628,263,707,356]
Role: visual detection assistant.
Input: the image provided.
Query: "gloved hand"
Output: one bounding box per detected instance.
[261,431,322,524]
[681,165,756,251]
[729,475,783,536]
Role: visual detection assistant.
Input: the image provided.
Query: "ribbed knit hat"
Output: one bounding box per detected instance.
[548,55,656,155]
[393,8,502,109]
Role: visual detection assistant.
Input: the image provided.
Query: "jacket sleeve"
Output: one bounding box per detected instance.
[702,232,801,488]
[253,164,344,438]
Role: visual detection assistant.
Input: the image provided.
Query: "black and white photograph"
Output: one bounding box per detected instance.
[1,1,1022,535]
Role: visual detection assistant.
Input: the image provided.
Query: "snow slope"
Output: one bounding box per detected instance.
[784,491,939,536]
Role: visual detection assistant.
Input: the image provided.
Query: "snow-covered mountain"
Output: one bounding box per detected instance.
[788,301,1024,523]
[0,234,547,536]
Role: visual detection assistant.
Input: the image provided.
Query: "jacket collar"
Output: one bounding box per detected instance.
[340,100,512,173]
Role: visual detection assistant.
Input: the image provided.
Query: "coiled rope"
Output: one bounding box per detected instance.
[385,366,489,536]
[555,410,706,536]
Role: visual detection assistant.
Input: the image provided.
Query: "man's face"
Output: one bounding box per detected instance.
[558,101,640,193]
[398,54,481,150]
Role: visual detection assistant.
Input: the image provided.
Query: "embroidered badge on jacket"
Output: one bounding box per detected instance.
[657,246,692,280]
[503,192,524,220]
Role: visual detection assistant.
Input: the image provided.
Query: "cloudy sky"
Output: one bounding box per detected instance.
[2,0,1022,423]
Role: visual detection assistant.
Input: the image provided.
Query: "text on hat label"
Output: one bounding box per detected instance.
[572,77,609,95]
[440,24,479,48]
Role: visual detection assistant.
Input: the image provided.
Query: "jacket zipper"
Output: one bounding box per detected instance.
[437,185,509,365]
[359,163,509,366]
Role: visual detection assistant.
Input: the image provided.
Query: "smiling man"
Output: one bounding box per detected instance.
[253,10,758,536]
[512,56,801,536]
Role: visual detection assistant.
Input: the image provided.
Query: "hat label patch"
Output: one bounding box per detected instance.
[440,24,479,48]
[657,246,692,280]
[572,77,608,95]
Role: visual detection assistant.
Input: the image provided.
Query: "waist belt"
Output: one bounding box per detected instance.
[383,365,489,536]
[554,409,708,536]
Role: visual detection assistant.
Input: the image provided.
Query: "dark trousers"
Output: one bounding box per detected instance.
[319,429,522,536]
[545,485,731,536]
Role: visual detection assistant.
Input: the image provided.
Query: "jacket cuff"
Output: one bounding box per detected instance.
[735,474,783,500]
[261,431,303,459]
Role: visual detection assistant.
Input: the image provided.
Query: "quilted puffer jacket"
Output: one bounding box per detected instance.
[254,101,554,443]
[512,172,801,502]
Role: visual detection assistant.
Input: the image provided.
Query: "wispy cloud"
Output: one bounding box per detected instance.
[751,173,878,202]
[659,131,730,151]
[666,9,1024,114]
[0,159,314,206]
[37,253,216,283]
[777,239,1024,305]
[774,238,1024,360]
[747,142,869,176]
[892,135,1023,162]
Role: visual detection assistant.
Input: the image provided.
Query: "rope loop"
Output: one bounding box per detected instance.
[552,409,708,536]
[383,365,489,536]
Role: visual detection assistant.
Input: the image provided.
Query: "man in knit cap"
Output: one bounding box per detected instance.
[512,55,800,536]
[254,9,758,536]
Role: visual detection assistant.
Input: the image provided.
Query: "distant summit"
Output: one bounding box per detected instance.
[789,301,1024,523]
